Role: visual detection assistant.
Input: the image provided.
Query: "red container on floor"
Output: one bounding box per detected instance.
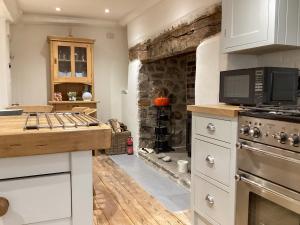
[127,137,134,155]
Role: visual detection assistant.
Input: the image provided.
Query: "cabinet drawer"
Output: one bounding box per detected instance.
[193,139,230,186]
[194,212,219,225]
[0,174,71,225]
[0,153,70,180]
[194,117,232,143]
[194,175,230,225]
[53,103,96,112]
[28,218,71,225]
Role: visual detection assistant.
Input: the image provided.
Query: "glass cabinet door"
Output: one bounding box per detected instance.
[57,45,72,78]
[74,47,88,78]
[53,42,92,83]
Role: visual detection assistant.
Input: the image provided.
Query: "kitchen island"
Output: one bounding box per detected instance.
[0,114,111,225]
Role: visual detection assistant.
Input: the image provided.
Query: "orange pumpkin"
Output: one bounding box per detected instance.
[154,97,170,106]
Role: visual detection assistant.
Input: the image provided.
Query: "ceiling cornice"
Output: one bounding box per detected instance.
[119,0,161,26]
[2,0,22,22]
[20,14,119,27]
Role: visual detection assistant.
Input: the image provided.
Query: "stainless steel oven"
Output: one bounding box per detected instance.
[236,113,300,225]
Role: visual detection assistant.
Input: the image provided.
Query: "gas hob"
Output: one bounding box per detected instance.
[239,105,300,152]
[240,105,300,122]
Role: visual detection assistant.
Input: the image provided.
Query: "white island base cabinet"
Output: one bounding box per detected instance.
[0,151,93,225]
[191,113,238,225]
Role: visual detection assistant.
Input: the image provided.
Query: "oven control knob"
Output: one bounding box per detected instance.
[288,134,299,147]
[240,125,250,135]
[273,132,288,144]
[249,127,260,138]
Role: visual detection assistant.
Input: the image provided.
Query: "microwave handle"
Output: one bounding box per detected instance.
[235,174,300,213]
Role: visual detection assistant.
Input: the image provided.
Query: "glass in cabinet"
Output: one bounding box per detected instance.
[74,47,88,78]
[57,45,71,78]
[52,42,92,84]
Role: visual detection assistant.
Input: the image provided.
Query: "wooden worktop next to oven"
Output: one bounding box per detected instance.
[187,104,242,118]
[0,115,111,158]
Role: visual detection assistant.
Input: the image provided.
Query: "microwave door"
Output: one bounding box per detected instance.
[220,70,255,105]
[268,70,298,105]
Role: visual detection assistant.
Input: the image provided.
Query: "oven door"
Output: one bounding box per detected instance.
[236,171,300,225]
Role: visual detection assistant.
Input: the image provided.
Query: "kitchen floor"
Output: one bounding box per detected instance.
[138,150,191,189]
[93,155,191,225]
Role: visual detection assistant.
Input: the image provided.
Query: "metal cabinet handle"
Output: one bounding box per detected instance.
[205,155,215,165]
[235,174,295,203]
[0,197,9,217]
[206,123,216,132]
[205,194,214,206]
[239,142,299,164]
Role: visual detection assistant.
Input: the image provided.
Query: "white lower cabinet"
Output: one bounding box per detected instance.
[194,175,230,225]
[192,113,237,225]
[193,139,231,186]
[0,174,71,225]
[0,151,92,225]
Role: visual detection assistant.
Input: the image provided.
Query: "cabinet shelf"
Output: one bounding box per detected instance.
[58,59,71,62]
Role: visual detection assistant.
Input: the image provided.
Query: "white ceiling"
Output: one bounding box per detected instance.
[17,0,161,23]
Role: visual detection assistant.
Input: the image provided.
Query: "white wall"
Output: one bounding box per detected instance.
[0,18,11,109]
[195,34,258,105]
[258,49,300,68]
[10,23,128,121]
[195,35,221,105]
[123,60,141,153]
[127,0,221,47]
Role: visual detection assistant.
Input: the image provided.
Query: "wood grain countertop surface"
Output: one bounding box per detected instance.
[187,104,243,118]
[0,115,111,158]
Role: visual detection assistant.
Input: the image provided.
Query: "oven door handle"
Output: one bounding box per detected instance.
[236,174,300,212]
[238,142,300,164]
[236,175,283,197]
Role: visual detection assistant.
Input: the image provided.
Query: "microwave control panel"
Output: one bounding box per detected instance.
[254,69,264,102]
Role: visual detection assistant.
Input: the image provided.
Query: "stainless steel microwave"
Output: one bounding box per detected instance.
[219,67,299,106]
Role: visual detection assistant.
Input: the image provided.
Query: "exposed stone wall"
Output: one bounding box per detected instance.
[138,53,196,149]
[186,54,196,105]
[129,4,221,62]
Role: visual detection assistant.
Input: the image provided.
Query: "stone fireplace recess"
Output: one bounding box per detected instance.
[129,3,221,154]
[138,53,196,152]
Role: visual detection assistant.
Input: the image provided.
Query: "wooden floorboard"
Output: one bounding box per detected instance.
[93,155,191,225]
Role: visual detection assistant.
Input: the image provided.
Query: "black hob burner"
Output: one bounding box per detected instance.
[240,105,300,122]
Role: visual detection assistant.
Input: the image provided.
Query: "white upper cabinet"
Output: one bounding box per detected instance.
[222,0,300,53]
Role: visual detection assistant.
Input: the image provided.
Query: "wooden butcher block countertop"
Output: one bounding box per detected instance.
[187,104,242,118]
[0,115,112,158]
